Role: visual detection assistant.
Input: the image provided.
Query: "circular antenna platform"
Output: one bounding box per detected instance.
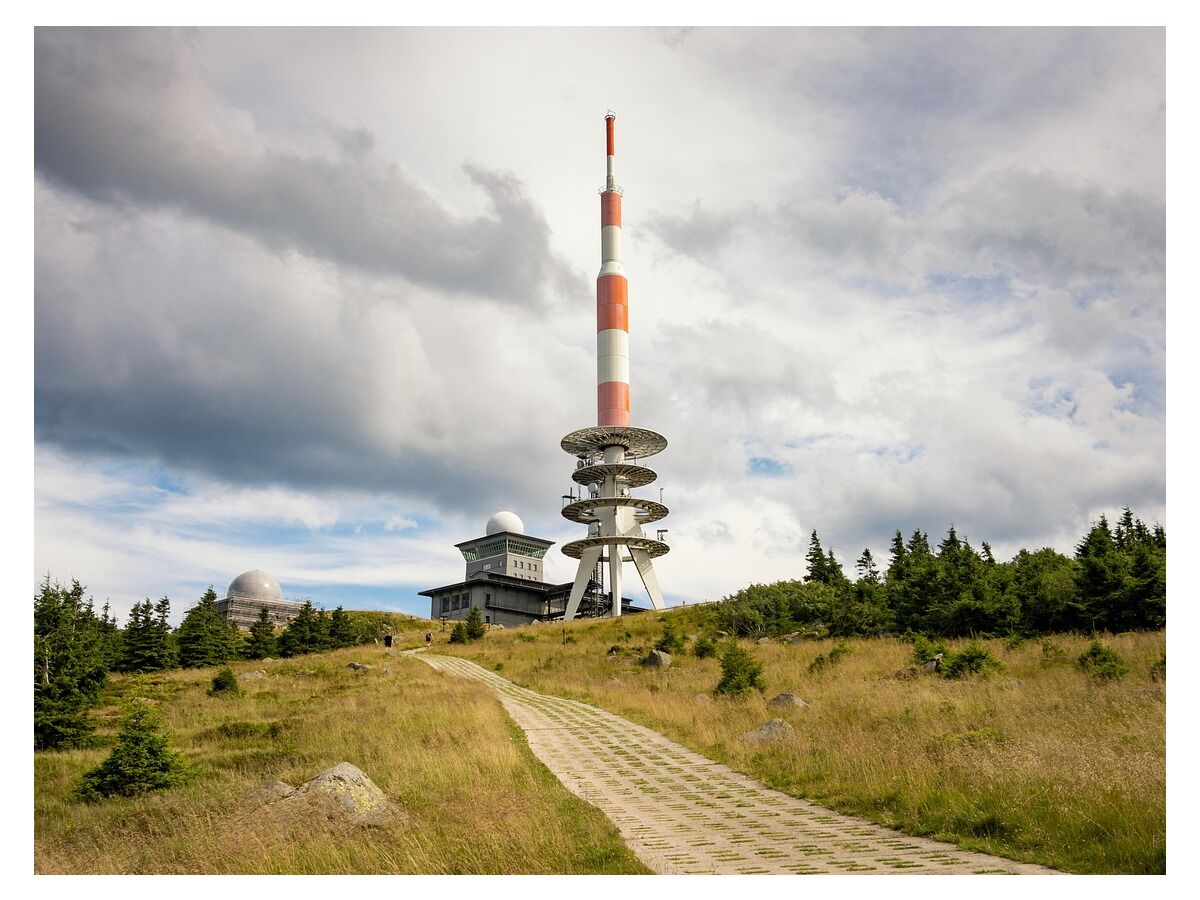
[561,535,671,560]
[571,462,657,489]
[561,496,668,526]
[561,425,667,459]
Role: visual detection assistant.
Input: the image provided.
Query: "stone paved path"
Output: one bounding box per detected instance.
[413,652,1056,875]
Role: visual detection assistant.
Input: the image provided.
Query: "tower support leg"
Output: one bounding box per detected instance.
[564,545,602,621]
[609,542,623,618]
[630,548,665,610]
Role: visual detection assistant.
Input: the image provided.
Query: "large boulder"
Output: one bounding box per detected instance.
[742,718,796,745]
[640,649,672,668]
[252,763,403,827]
[768,692,808,709]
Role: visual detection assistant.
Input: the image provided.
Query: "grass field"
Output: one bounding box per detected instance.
[439,609,1166,874]
[34,639,648,874]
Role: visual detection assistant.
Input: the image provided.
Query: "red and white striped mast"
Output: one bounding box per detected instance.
[597,112,629,427]
[561,112,669,620]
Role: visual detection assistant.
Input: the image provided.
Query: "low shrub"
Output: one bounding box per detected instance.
[1150,654,1165,682]
[940,643,1004,679]
[1003,633,1028,650]
[1041,639,1066,662]
[693,636,718,659]
[808,642,852,674]
[448,622,468,644]
[1077,641,1129,680]
[517,632,536,643]
[912,635,950,665]
[715,643,765,696]
[209,667,239,696]
[654,623,685,655]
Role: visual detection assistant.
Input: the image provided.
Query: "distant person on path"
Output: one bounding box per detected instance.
[383,634,393,649]
[425,630,433,647]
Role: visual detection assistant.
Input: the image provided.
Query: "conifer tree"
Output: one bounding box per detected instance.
[34,578,110,750]
[804,531,828,584]
[328,605,355,648]
[244,606,278,659]
[887,530,907,573]
[824,548,850,589]
[76,703,190,800]
[120,599,172,673]
[177,588,235,668]
[154,596,177,669]
[465,606,486,640]
[855,548,880,584]
[279,600,322,657]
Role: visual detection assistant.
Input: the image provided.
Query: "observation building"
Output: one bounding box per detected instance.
[215,569,304,629]
[419,511,639,627]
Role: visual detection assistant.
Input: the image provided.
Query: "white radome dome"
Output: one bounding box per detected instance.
[485,510,524,535]
[226,569,284,603]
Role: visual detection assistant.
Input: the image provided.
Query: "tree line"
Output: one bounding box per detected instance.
[33,582,406,751]
[717,507,1166,640]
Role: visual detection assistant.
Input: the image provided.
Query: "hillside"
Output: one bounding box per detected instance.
[34,643,648,874]
[438,606,1166,874]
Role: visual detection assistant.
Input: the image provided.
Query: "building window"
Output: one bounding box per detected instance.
[485,592,492,607]
[441,597,449,613]
[451,596,460,611]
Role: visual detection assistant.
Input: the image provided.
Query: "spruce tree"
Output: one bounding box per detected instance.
[328,606,355,648]
[824,548,851,589]
[279,600,321,657]
[245,606,278,659]
[34,578,110,750]
[855,548,880,584]
[154,596,177,669]
[177,588,235,668]
[120,599,172,673]
[76,703,190,799]
[804,531,828,584]
[465,606,486,640]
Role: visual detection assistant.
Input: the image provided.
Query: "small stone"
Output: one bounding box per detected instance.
[640,649,672,668]
[252,779,296,805]
[693,693,712,704]
[347,662,373,672]
[1008,678,1024,686]
[922,653,944,673]
[242,670,268,682]
[294,669,316,676]
[768,692,808,709]
[261,657,274,662]
[756,637,772,645]
[743,718,796,744]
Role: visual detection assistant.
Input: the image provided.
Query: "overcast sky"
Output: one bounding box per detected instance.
[33,26,1165,623]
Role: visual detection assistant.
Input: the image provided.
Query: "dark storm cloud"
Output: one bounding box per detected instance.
[33,186,577,515]
[34,27,581,307]
[937,169,1165,289]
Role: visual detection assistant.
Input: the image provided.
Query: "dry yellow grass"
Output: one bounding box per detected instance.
[34,644,648,874]
[443,613,1166,874]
